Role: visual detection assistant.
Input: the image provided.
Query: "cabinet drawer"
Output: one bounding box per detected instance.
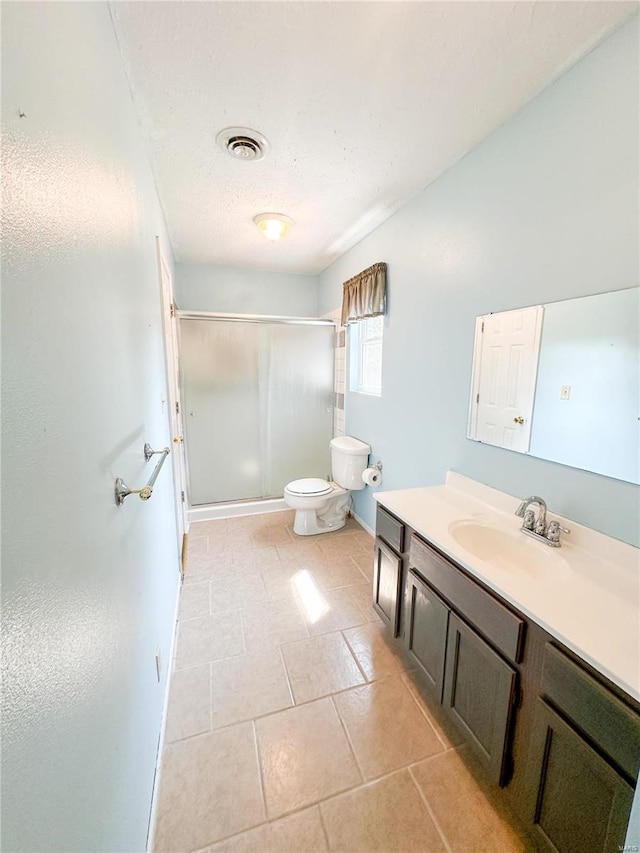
[376,505,405,553]
[541,644,640,782]
[409,534,524,663]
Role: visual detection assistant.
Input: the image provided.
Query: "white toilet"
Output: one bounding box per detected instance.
[284,436,371,536]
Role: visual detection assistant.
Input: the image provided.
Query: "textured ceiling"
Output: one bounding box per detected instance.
[110,2,635,274]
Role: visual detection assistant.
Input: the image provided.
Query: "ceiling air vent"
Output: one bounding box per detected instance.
[216,126,270,162]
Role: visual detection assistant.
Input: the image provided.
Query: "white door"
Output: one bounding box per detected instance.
[471,306,543,452]
[156,239,189,554]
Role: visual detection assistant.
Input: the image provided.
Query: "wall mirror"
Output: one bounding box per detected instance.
[467,287,639,485]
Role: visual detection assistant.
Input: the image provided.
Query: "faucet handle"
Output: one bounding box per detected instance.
[534,515,548,536]
[522,509,535,530]
[515,500,528,518]
[546,520,570,543]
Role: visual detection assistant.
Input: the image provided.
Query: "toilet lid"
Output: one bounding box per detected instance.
[286,478,333,496]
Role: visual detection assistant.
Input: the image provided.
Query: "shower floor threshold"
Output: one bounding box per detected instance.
[188,497,288,524]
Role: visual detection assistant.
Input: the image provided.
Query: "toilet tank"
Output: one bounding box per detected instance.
[330,436,371,490]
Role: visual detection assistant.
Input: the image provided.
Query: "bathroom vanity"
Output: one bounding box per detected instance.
[372,474,640,852]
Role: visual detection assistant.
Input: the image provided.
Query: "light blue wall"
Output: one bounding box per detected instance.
[319,17,639,546]
[2,3,180,850]
[176,262,319,316]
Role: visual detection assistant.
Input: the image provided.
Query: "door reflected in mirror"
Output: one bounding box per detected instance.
[467,287,639,485]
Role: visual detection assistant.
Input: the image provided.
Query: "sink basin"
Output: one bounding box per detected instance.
[448,520,569,578]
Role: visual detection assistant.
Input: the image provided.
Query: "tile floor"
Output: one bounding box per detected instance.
[152,511,532,853]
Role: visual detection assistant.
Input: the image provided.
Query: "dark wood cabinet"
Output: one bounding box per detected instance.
[525,699,634,853]
[373,537,403,636]
[406,570,449,701]
[404,563,517,785]
[404,532,520,785]
[373,506,406,637]
[443,612,517,786]
[373,503,640,849]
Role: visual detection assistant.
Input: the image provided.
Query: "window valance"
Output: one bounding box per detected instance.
[340,262,387,326]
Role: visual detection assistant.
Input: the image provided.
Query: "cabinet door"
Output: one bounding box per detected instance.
[525,700,634,853]
[405,571,449,702]
[373,537,402,636]
[443,613,517,786]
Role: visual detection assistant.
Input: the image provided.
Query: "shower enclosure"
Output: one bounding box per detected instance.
[178,315,335,506]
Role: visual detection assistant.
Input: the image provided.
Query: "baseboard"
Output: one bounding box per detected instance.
[146,572,181,852]
[352,511,374,537]
[188,497,288,523]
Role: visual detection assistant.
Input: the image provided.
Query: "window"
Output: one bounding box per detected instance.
[349,315,383,395]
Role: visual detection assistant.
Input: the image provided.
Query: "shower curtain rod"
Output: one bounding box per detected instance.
[176,310,335,326]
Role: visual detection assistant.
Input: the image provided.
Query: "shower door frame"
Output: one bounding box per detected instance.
[176,311,336,519]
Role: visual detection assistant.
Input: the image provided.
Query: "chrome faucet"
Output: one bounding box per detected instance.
[515,496,570,547]
[516,496,547,533]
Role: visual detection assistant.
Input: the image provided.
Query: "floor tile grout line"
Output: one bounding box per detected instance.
[277,643,296,708]
[408,764,454,853]
[238,604,247,656]
[316,802,332,852]
[251,719,269,826]
[191,793,331,852]
[165,670,415,744]
[348,553,372,582]
[400,672,450,751]
[167,670,447,752]
[339,629,370,683]
[173,649,246,674]
[258,764,437,828]
[329,694,365,784]
[208,661,214,735]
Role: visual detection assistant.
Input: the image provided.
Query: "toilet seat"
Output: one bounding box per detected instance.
[285,478,333,497]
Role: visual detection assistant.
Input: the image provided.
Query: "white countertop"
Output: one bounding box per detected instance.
[374,472,640,701]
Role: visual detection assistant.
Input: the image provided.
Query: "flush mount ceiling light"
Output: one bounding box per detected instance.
[254,213,293,241]
[216,126,270,161]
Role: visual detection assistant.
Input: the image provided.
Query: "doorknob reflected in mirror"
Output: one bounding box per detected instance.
[173,436,183,443]
[514,416,525,425]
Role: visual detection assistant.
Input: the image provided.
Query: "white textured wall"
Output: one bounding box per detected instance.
[319,16,639,546]
[175,262,319,316]
[1,3,180,850]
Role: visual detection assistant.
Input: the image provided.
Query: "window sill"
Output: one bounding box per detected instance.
[351,389,382,398]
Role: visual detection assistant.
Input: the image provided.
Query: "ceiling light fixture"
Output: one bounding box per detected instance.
[254,213,293,241]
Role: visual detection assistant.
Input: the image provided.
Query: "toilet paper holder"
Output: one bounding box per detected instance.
[362,460,383,487]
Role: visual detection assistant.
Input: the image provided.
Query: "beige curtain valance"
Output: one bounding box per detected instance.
[340,262,387,326]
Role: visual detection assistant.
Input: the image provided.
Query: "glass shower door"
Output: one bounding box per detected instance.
[179,317,334,505]
[180,319,263,504]
[262,322,334,496]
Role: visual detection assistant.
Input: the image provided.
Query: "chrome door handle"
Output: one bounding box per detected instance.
[513,416,524,425]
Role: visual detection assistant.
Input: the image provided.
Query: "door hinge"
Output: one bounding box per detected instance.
[170,302,176,318]
[481,320,485,333]
[181,491,185,503]
[175,401,180,414]
[476,393,480,404]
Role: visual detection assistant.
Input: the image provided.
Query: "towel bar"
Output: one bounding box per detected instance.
[115,443,171,506]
